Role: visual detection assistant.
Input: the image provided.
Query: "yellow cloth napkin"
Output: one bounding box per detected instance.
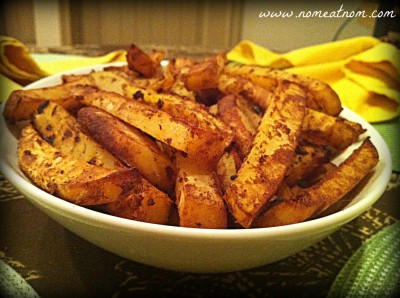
[0,36,127,86]
[0,73,21,103]
[227,36,400,123]
[0,36,49,85]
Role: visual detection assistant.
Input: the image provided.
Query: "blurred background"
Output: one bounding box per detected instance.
[0,0,398,54]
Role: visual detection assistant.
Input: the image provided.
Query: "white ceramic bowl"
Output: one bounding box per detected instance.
[0,63,392,273]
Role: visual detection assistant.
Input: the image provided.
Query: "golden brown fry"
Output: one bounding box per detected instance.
[181,55,225,91]
[224,64,342,116]
[79,90,227,166]
[296,162,338,189]
[88,71,131,94]
[216,99,363,154]
[102,172,174,225]
[175,154,228,229]
[217,94,259,159]
[167,57,195,76]
[218,71,360,151]
[58,168,146,206]
[64,70,162,94]
[224,81,306,228]
[32,101,125,170]
[148,49,166,66]
[126,44,160,77]
[284,143,331,187]
[77,106,176,195]
[18,125,131,205]
[103,65,140,80]
[253,138,379,227]
[275,181,293,200]
[123,86,232,144]
[3,84,96,123]
[18,125,110,192]
[19,124,172,220]
[218,74,274,111]
[61,73,93,84]
[302,109,366,150]
[216,147,242,194]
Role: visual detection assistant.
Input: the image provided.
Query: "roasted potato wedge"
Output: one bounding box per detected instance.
[167,80,196,101]
[79,90,228,166]
[3,84,96,123]
[175,154,227,229]
[61,73,95,84]
[18,125,134,205]
[181,55,225,91]
[302,108,366,151]
[77,106,176,195]
[62,70,162,94]
[224,64,342,116]
[218,71,360,151]
[102,171,174,225]
[253,138,379,227]
[296,162,338,189]
[167,57,195,76]
[19,124,172,221]
[285,142,331,187]
[87,71,130,94]
[218,74,274,112]
[224,81,306,228]
[124,86,233,144]
[126,44,160,78]
[216,147,242,194]
[216,94,259,159]
[32,101,125,170]
[102,65,140,81]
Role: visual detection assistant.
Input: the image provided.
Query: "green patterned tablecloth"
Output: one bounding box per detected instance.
[1,173,399,297]
[328,221,400,297]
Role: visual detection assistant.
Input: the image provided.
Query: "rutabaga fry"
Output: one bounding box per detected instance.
[123,85,233,146]
[216,94,258,159]
[284,142,331,187]
[78,90,228,167]
[224,81,306,228]
[302,108,366,151]
[18,124,173,222]
[224,64,342,116]
[175,153,228,229]
[216,146,242,194]
[218,73,274,111]
[18,125,129,205]
[126,43,162,78]
[3,84,96,124]
[102,172,174,225]
[33,101,125,170]
[77,106,176,195]
[253,138,379,227]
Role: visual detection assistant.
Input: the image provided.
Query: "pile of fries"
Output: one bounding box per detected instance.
[3,44,379,229]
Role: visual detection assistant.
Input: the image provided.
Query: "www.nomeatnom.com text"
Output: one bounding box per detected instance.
[259,4,397,19]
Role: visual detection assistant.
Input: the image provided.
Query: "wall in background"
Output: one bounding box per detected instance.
[69,0,242,51]
[0,0,242,52]
[0,0,380,52]
[1,0,36,44]
[240,0,376,52]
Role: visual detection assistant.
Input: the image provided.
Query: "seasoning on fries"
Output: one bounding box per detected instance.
[4,44,379,228]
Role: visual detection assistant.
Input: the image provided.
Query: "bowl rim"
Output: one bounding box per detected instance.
[0,62,392,241]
